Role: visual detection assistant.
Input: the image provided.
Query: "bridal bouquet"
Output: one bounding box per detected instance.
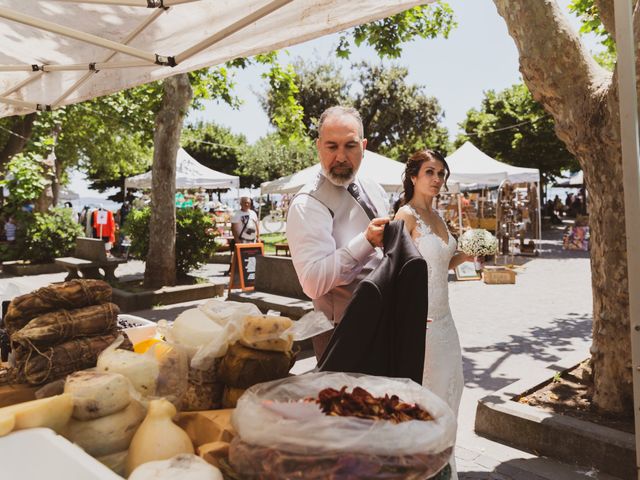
[458,228,499,257]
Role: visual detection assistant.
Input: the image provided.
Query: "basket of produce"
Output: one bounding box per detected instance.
[229,371,456,479]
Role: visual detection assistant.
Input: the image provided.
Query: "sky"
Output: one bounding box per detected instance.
[72,0,601,199]
[187,0,602,143]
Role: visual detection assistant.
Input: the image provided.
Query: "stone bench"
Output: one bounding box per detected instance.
[55,237,127,282]
[227,255,313,319]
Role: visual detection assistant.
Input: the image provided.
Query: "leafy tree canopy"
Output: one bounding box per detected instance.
[262,60,450,161]
[181,121,250,186]
[237,133,316,186]
[568,0,615,69]
[456,83,579,184]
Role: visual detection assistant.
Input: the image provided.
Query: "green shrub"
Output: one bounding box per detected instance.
[123,207,217,277]
[15,208,83,263]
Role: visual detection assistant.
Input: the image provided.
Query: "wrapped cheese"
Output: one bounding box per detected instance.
[96,340,159,396]
[0,393,73,436]
[129,454,223,480]
[97,449,128,477]
[239,315,293,352]
[172,308,225,349]
[64,370,131,420]
[65,400,146,456]
[218,343,296,389]
[126,398,194,475]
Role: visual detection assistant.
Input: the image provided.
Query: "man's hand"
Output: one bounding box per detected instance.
[365,217,390,248]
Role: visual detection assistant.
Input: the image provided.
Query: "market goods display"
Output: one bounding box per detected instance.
[65,399,146,456]
[16,332,123,385]
[229,372,456,479]
[313,386,434,423]
[1,280,128,387]
[126,398,195,475]
[3,279,112,333]
[64,370,132,420]
[11,303,119,347]
[458,228,499,257]
[218,343,296,390]
[128,454,223,480]
[0,393,73,436]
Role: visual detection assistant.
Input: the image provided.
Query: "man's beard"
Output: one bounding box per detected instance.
[323,165,355,187]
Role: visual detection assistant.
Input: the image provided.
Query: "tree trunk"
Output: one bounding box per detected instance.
[143,74,193,289]
[34,150,56,213]
[0,113,37,172]
[493,0,632,414]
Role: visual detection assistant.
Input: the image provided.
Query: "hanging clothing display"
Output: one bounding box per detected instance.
[92,208,116,244]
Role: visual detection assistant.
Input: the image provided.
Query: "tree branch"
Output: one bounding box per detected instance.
[595,0,616,38]
[493,0,611,146]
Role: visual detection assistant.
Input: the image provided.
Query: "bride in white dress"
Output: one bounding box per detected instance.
[395,149,472,480]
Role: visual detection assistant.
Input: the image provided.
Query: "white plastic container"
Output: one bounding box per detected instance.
[0,428,123,479]
[118,314,157,345]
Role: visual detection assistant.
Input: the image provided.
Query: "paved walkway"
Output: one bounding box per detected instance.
[0,228,621,479]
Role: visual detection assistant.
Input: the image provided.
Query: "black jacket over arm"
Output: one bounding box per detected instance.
[318,220,429,384]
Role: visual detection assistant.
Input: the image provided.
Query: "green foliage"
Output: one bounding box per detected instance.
[568,0,615,69]
[336,3,456,59]
[1,153,48,212]
[123,207,217,277]
[14,208,82,263]
[262,61,450,161]
[456,84,579,183]
[238,134,316,185]
[181,121,250,185]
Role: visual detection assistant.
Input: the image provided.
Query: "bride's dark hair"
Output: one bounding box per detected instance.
[399,149,450,208]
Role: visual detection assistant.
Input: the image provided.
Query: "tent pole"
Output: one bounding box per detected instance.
[0,7,161,64]
[457,193,463,233]
[1,72,43,97]
[614,1,640,477]
[174,0,293,64]
[58,0,201,6]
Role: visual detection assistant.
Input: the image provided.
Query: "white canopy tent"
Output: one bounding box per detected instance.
[124,147,239,190]
[260,149,406,195]
[0,0,426,117]
[446,141,540,187]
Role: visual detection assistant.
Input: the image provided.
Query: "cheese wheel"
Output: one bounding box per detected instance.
[241,315,293,343]
[129,454,223,480]
[0,393,73,435]
[64,370,131,420]
[65,400,146,457]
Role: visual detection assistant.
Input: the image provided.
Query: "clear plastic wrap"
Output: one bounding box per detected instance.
[95,336,188,406]
[229,372,456,480]
[161,300,333,371]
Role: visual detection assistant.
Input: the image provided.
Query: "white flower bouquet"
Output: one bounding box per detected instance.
[458,228,499,257]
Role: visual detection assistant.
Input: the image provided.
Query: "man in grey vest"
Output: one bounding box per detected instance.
[287,106,390,359]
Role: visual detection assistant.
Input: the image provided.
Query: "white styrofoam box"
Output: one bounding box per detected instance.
[117,314,157,345]
[0,428,123,479]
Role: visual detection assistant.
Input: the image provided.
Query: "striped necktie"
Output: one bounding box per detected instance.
[347,182,376,220]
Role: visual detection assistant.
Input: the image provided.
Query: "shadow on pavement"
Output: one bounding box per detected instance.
[462,313,592,391]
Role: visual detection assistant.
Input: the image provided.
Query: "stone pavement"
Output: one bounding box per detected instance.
[0,228,623,480]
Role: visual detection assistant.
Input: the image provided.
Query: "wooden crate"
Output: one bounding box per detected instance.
[483,267,516,284]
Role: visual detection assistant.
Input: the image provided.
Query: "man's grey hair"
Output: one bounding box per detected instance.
[317,106,364,139]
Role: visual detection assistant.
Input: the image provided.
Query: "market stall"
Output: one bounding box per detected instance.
[441,142,541,254]
[0,279,456,479]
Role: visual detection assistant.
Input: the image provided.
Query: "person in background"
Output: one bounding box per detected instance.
[231,197,260,246]
[4,216,16,243]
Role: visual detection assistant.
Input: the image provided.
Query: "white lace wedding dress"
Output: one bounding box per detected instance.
[406,205,464,479]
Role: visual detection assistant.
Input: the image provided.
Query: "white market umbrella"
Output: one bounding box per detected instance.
[260,150,406,195]
[0,0,427,117]
[125,147,239,190]
[446,141,540,187]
